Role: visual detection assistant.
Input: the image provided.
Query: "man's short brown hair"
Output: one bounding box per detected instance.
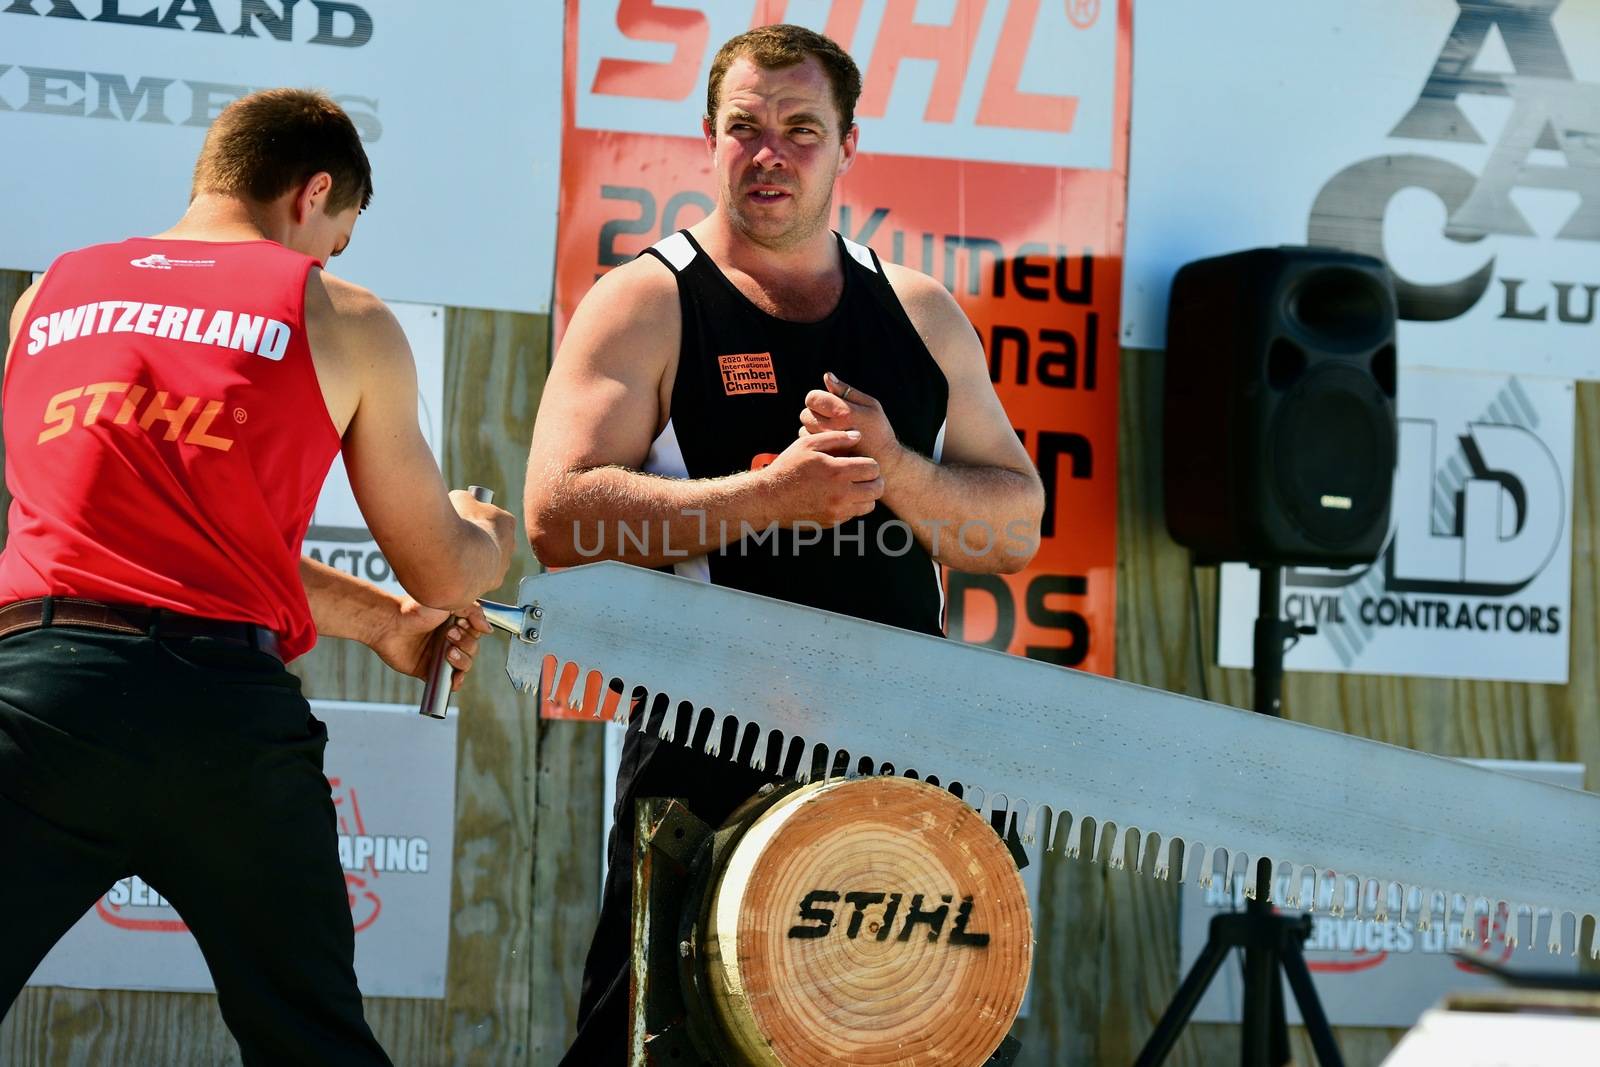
[192,88,373,214]
[706,24,862,134]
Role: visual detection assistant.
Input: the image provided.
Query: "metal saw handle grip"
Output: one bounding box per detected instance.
[419,484,494,720]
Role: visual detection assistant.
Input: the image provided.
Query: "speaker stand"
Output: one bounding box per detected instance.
[1134,565,1344,1067]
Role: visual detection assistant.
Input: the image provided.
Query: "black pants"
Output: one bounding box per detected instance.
[559,701,779,1067]
[0,625,391,1067]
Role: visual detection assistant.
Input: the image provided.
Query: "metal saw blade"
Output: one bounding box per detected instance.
[521,562,1600,955]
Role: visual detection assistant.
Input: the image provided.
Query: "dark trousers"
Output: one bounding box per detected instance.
[559,703,779,1067]
[0,625,391,1067]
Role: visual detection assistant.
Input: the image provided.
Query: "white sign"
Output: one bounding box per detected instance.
[28,699,459,998]
[0,1,560,313]
[1217,369,1574,683]
[1178,760,1584,1029]
[574,0,1119,170]
[302,299,443,596]
[1122,0,1600,378]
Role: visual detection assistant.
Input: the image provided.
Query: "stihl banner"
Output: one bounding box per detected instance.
[1217,369,1575,683]
[1121,0,1600,380]
[555,0,1131,676]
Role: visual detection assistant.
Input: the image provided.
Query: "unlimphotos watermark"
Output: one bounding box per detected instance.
[571,509,1039,559]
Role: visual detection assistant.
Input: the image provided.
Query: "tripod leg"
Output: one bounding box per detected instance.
[1134,936,1234,1067]
[1269,953,1289,1067]
[1281,944,1344,1067]
[1240,934,1275,1067]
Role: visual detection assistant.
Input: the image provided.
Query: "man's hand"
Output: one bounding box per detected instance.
[369,598,493,692]
[759,429,884,527]
[798,373,909,479]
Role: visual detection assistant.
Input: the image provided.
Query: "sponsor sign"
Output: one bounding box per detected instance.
[1217,369,1574,683]
[0,1,561,313]
[1177,760,1584,1028]
[28,699,458,998]
[1121,0,1600,379]
[556,0,1131,675]
[301,300,443,597]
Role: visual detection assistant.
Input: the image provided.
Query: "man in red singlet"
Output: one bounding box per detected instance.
[0,90,517,1065]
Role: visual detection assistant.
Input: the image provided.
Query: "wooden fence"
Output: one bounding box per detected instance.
[2,268,1596,1064]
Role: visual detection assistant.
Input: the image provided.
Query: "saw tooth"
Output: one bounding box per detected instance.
[1149,835,1170,881]
[1006,799,1034,846]
[1107,825,1128,871]
[1291,865,1316,910]
[1131,830,1153,875]
[1203,844,1222,889]
[1020,805,1042,847]
[1266,859,1288,905]
[1328,874,1352,918]
[780,735,804,779]
[655,701,677,743]
[1048,809,1072,857]
[750,728,777,773]
[1169,837,1195,885]
[1228,851,1253,899]
[1065,816,1085,861]
[1033,805,1054,853]
[1091,819,1114,865]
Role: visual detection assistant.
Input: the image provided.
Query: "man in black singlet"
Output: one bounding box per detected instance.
[524,25,1045,1063]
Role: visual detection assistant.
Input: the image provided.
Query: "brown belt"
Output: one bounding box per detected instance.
[0,597,282,662]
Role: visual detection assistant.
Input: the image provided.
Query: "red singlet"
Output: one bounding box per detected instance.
[0,238,342,660]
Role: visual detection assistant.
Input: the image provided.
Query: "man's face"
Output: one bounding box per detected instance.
[705,54,857,249]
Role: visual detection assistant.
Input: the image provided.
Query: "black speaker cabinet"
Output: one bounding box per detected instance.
[1163,246,1398,566]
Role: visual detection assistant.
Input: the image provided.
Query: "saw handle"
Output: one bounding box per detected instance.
[419,485,495,720]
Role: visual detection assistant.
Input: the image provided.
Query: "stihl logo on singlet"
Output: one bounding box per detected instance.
[25,301,292,361]
[36,381,237,452]
[718,351,777,395]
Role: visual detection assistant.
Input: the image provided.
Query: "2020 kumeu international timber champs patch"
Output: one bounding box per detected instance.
[718,351,778,396]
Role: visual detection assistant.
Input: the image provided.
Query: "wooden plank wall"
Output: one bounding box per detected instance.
[4,268,1598,1066]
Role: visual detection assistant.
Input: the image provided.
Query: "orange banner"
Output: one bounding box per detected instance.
[550,0,1130,698]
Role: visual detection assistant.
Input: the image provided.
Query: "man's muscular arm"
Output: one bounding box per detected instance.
[799,265,1044,575]
[524,256,882,568]
[309,271,516,608]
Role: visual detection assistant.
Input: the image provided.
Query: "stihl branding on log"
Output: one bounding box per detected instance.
[787,890,992,946]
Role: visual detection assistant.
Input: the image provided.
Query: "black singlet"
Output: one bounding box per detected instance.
[640,229,949,636]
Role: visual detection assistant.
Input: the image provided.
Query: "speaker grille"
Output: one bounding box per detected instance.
[1269,364,1393,548]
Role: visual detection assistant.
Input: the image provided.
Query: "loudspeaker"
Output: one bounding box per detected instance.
[1163,246,1398,566]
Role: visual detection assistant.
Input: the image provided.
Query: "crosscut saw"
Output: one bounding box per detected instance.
[479,562,1600,957]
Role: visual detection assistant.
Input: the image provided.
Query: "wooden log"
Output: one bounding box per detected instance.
[699,776,1031,1067]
